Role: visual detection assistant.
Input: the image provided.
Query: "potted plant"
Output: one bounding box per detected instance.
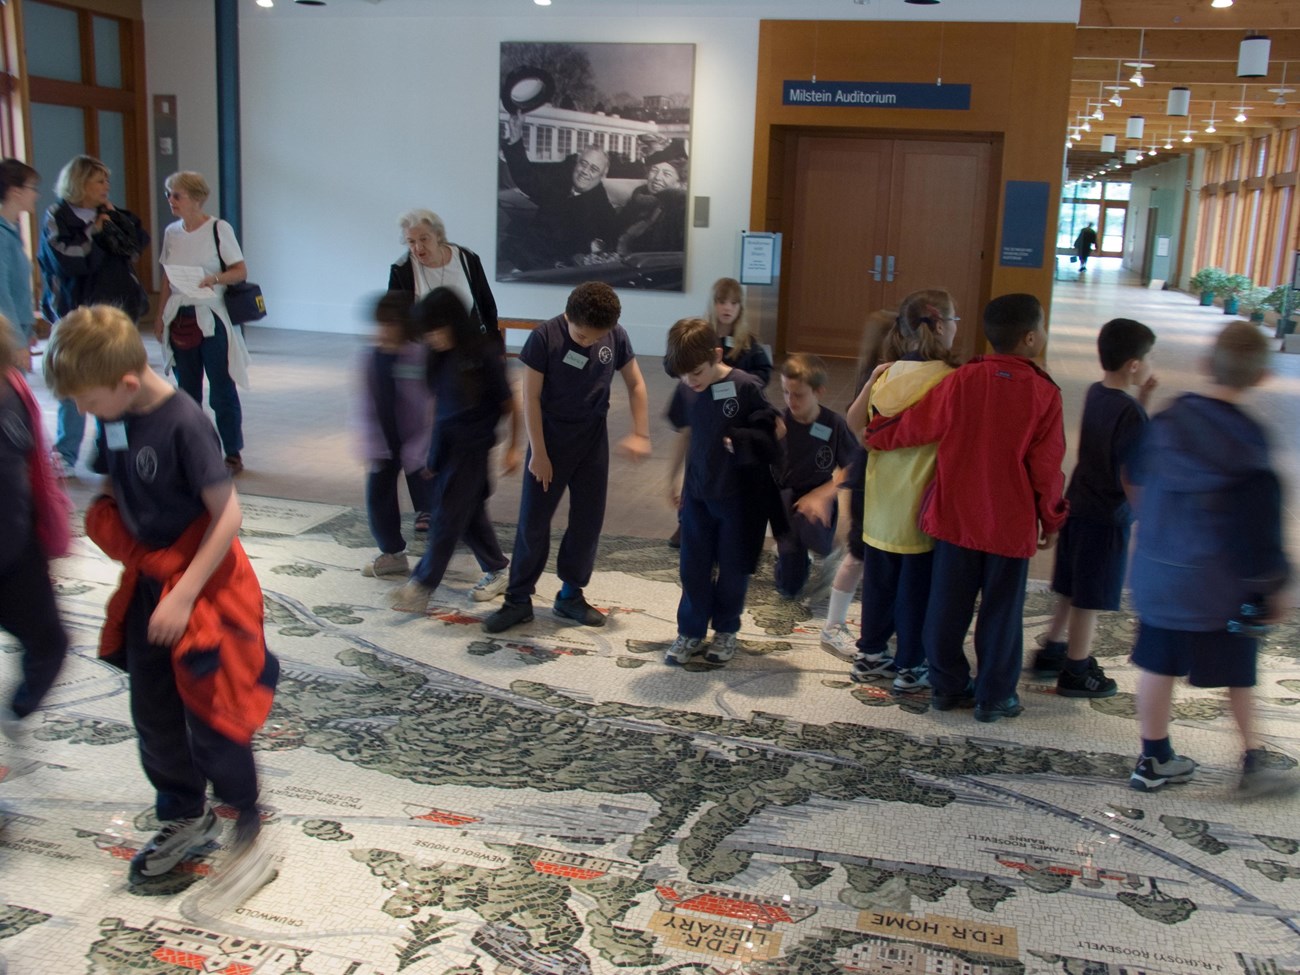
[1220,274,1252,315]
[1262,286,1298,337]
[1241,286,1272,323]
[1189,267,1227,306]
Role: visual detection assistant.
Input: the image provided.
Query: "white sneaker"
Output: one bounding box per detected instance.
[470,569,509,602]
[361,552,409,578]
[704,632,738,664]
[819,624,856,661]
[665,635,704,666]
[129,808,222,881]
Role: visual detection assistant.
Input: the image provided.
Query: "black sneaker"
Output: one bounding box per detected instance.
[552,590,606,627]
[1056,657,1118,698]
[930,681,976,711]
[974,694,1024,723]
[1031,636,1068,676]
[1130,754,1197,792]
[483,599,534,633]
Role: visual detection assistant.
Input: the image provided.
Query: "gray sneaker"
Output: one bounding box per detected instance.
[361,552,409,578]
[470,569,509,602]
[665,635,704,666]
[849,652,896,683]
[390,580,433,613]
[129,807,221,881]
[1238,749,1300,800]
[1129,754,1198,792]
[704,632,738,664]
[891,666,931,695]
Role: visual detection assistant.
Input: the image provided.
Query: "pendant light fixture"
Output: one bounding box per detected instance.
[1100,134,1117,153]
[1126,30,1152,87]
[1204,101,1218,134]
[1126,116,1145,139]
[1124,149,1140,164]
[1106,60,1127,107]
[1167,86,1191,116]
[1182,129,1195,143]
[1268,63,1293,106]
[1164,125,1174,150]
[1233,85,1249,123]
[1238,34,1270,78]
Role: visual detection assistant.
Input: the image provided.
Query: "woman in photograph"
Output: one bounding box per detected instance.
[154,170,252,474]
[615,148,688,256]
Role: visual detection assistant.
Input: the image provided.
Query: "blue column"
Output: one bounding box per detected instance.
[215,0,241,240]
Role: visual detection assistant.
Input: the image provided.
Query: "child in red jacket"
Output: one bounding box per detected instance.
[867,293,1067,722]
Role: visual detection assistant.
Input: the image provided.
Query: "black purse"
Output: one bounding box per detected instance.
[213,221,267,324]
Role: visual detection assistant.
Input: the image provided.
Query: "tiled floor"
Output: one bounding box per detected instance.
[3,264,1299,975]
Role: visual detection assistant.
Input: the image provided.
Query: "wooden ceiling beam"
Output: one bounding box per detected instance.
[1071,63,1297,86]
[1080,0,1300,31]
[1074,30,1300,61]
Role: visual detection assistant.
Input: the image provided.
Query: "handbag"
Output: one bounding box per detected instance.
[169,306,203,351]
[213,222,267,324]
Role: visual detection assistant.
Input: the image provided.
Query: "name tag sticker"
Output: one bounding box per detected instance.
[711,380,737,400]
[393,363,423,381]
[105,421,128,451]
[810,422,832,441]
[563,349,588,369]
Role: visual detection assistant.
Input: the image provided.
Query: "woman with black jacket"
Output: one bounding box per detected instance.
[388,208,498,341]
[38,154,148,475]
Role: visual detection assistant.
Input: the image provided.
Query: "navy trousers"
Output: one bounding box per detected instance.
[410,443,507,589]
[172,320,243,456]
[366,459,430,555]
[0,532,70,718]
[504,418,609,604]
[923,540,1028,705]
[677,494,753,638]
[858,544,934,671]
[773,488,837,597]
[125,577,259,821]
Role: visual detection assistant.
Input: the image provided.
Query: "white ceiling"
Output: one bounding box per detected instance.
[245,0,1082,24]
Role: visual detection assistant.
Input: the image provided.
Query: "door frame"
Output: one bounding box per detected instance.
[769,125,1003,360]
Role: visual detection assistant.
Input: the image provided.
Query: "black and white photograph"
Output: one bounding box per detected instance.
[496,41,695,291]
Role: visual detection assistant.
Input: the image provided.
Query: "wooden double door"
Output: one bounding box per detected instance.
[784,135,994,362]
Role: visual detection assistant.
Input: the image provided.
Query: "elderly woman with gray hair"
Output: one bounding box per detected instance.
[387,209,498,338]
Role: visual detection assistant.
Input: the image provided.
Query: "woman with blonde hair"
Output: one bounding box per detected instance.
[38,154,148,475]
[154,170,252,473]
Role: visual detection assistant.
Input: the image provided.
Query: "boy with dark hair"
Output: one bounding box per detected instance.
[483,281,651,633]
[1128,321,1292,795]
[773,353,855,599]
[867,293,1067,722]
[0,159,40,372]
[43,304,278,888]
[663,317,779,665]
[1035,318,1157,697]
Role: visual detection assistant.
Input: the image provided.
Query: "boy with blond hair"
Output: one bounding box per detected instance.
[1128,321,1292,795]
[44,305,278,885]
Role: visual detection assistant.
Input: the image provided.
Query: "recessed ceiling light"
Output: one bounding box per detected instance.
[256,0,273,7]
[535,0,552,5]
[294,0,326,5]
[1211,0,1233,8]
[904,1,941,5]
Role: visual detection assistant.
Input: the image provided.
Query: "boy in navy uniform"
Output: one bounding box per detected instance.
[483,282,650,632]
[1128,321,1292,795]
[44,305,278,886]
[773,353,855,599]
[867,294,1067,723]
[1035,317,1157,698]
[663,317,779,666]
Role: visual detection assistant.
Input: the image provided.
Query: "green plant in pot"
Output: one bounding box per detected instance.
[1262,286,1298,336]
[1220,274,1252,315]
[1241,286,1272,323]
[1189,267,1227,306]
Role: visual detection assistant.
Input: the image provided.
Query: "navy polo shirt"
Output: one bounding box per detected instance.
[426,346,512,467]
[778,404,856,497]
[668,367,773,500]
[518,314,633,422]
[1065,382,1148,526]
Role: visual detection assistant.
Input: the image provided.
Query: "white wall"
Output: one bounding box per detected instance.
[141,0,1080,350]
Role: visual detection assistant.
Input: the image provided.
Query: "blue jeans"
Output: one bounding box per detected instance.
[172,320,243,456]
[54,397,86,465]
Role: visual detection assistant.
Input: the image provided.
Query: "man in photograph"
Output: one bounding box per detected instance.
[499,111,616,272]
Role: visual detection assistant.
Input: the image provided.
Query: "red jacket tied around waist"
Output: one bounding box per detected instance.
[85,495,277,744]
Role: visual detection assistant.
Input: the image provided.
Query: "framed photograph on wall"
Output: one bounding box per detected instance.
[496,41,695,292]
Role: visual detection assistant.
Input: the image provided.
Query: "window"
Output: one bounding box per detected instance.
[557,128,573,157]
[535,125,553,161]
[1103,181,1131,201]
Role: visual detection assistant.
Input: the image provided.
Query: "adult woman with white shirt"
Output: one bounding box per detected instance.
[155,171,252,474]
[387,209,498,340]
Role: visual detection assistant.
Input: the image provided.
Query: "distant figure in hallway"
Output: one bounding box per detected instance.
[1073,222,1098,272]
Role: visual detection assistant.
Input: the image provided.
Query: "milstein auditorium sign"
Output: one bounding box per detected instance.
[783,81,971,110]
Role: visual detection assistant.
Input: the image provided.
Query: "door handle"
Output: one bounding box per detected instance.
[870,255,882,281]
[886,255,896,282]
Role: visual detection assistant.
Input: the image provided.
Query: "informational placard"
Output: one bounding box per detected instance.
[740,232,781,286]
[999,180,1050,268]
[783,81,971,111]
[1157,236,1170,257]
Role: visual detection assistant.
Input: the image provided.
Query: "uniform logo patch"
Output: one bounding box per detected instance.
[816,444,834,471]
[722,398,739,418]
[135,446,159,484]
[597,345,614,365]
